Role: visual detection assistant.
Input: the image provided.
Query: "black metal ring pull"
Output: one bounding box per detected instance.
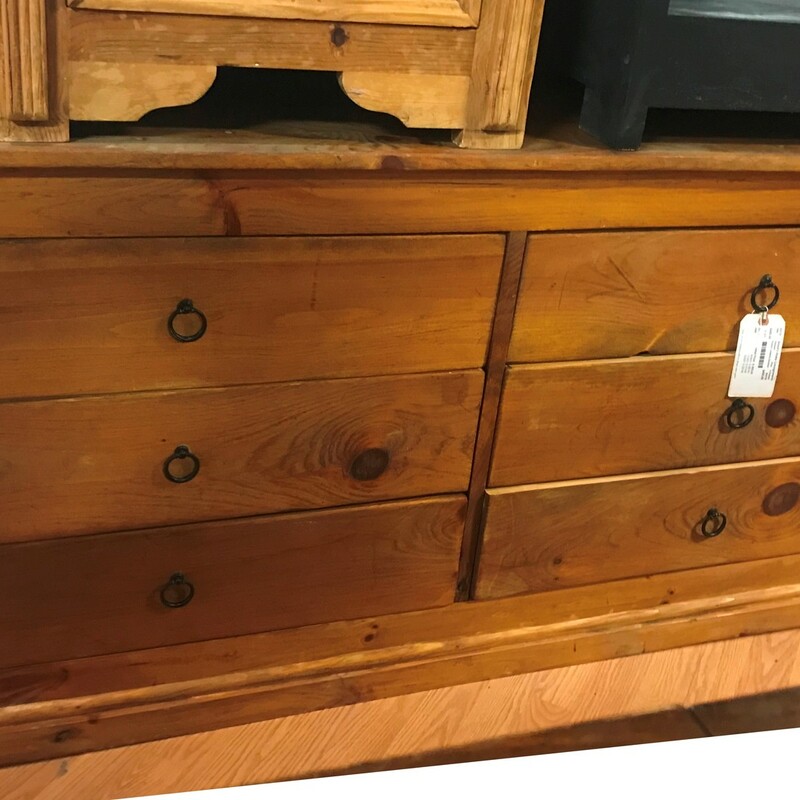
[167,298,207,343]
[750,274,780,313]
[163,445,201,483]
[724,398,756,430]
[700,508,727,539]
[159,572,195,608]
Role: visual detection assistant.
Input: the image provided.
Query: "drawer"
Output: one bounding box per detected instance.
[0,371,482,542]
[476,458,800,600]
[67,0,481,27]
[0,495,465,669]
[510,229,800,363]
[0,235,503,400]
[491,351,800,486]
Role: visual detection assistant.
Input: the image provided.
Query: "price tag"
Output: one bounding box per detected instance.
[728,314,786,398]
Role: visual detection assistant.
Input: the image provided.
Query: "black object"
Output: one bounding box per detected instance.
[163,445,201,484]
[700,508,728,538]
[724,398,756,430]
[751,274,781,314]
[168,298,207,343]
[541,0,800,149]
[160,573,195,608]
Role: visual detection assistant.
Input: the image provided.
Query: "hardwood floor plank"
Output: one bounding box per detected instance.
[3,629,800,799]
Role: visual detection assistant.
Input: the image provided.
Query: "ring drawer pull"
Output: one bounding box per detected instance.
[750,274,780,314]
[724,398,756,430]
[700,508,727,538]
[159,572,195,608]
[163,445,201,483]
[167,298,207,343]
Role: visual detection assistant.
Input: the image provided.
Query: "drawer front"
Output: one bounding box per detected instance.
[476,458,800,600]
[0,371,482,542]
[0,235,503,400]
[0,495,465,669]
[510,229,800,363]
[491,351,800,486]
[66,0,481,27]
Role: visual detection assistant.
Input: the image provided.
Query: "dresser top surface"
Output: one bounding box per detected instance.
[2,118,800,173]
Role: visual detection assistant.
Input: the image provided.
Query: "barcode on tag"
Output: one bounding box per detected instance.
[757,340,768,369]
[728,314,786,398]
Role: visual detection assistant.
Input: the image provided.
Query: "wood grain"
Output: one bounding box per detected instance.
[0,235,503,399]
[0,631,800,800]
[0,495,465,669]
[340,72,470,128]
[456,231,527,598]
[68,0,478,26]
[5,629,798,799]
[4,553,800,766]
[511,228,800,363]
[0,371,482,542]
[491,351,800,486]
[457,0,546,148]
[7,119,800,171]
[478,458,800,599]
[1,0,49,121]
[68,10,475,74]
[69,61,216,120]
[3,173,800,238]
[0,0,67,141]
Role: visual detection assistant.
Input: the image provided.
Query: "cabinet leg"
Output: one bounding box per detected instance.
[455,0,546,149]
[454,129,526,149]
[579,85,649,151]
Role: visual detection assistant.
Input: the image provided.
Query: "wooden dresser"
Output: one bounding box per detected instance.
[1,120,800,772]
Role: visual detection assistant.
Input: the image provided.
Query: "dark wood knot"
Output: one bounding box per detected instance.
[765,399,796,429]
[330,24,349,47]
[763,483,800,517]
[349,448,390,481]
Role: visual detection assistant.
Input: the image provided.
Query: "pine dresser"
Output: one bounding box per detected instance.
[1,119,800,772]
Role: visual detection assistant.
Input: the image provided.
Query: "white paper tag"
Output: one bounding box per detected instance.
[728,314,786,398]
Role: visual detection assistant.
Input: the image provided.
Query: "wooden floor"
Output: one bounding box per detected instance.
[4,628,800,800]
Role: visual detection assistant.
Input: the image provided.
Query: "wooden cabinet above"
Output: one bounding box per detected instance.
[1,0,546,146]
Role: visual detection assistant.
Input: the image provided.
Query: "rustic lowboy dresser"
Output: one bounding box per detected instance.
[1,116,800,773]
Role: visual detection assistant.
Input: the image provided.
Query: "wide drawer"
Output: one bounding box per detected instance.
[510,228,800,363]
[0,495,465,669]
[491,350,800,486]
[0,371,482,542]
[476,458,800,600]
[0,235,503,400]
[67,0,480,27]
